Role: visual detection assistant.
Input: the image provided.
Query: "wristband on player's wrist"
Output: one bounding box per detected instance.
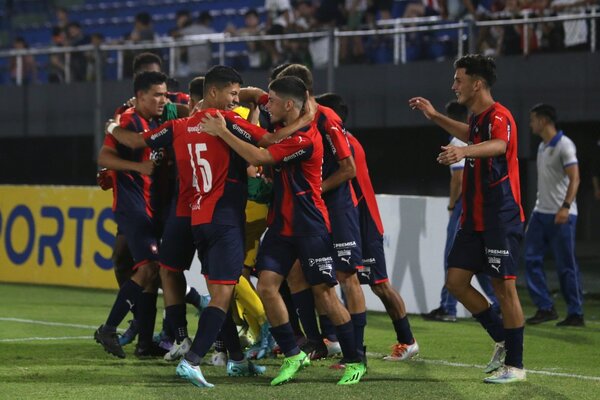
[107,122,118,134]
[561,201,571,210]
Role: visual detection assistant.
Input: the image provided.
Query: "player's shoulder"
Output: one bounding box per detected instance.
[317,104,343,123]
[490,103,515,123]
[119,107,138,127]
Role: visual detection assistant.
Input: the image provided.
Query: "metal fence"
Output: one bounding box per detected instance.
[2,9,599,88]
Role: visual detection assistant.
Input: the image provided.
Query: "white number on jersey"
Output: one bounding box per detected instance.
[187,143,213,193]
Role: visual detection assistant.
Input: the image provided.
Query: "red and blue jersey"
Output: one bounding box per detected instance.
[142,109,267,225]
[347,132,384,236]
[103,108,161,216]
[315,104,357,210]
[462,102,525,231]
[266,124,331,237]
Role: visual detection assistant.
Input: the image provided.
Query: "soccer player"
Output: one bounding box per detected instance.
[409,54,527,383]
[422,100,500,322]
[315,93,419,361]
[199,76,367,386]
[277,65,367,362]
[95,71,170,358]
[524,103,584,327]
[110,66,314,387]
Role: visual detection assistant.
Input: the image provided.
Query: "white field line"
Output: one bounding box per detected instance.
[0,317,124,332]
[2,317,599,381]
[366,351,600,382]
[0,336,90,342]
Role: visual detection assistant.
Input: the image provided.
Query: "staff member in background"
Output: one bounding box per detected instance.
[524,103,584,327]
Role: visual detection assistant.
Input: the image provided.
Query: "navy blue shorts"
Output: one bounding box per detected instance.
[447,224,524,279]
[356,202,388,285]
[256,229,338,287]
[114,211,160,268]
[193,224,244,285]
[329,206,362,273]
[159,215,195,272]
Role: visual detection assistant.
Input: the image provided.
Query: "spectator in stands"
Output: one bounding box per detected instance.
[130,12,155,43]
[54,6,70,30]
[66,22,90,82]
[86,33,106,81]
[265,0,294,33]
[369,0,394,20]
[402,0,446,19]
[9,37,37,85]
[551,0,592,51]
[531,0,565,53]
[463,0,495,18]
[226,9,270,69]
[48,26,66,83]
[179,11,215,75]
[339,0,367,63]
[170,10,192,77]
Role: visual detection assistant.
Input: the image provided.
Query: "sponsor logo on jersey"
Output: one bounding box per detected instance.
[283,149,306,162]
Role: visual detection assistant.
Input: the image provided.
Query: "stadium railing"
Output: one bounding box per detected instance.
[1,8,598,88]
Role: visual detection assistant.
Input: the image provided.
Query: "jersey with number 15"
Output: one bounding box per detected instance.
[142,109,267,226]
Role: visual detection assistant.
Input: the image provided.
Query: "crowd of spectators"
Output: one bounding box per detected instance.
[4,0,600,84]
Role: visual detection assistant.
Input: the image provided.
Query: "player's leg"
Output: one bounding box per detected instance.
[483,225,526,384]
[552,214,584,326]
[131,261,163,357]
[524,212,556,324]
[111,232,139,346]
[287,259,325,358]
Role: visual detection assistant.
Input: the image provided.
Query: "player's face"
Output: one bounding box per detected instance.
[452,68,476,106]
[137,83,167,118]
[265,90,290,124]
[529,112,543,135]
[214,83,240,111]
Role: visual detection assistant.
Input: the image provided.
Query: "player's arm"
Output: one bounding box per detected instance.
[449,168,463,210]
[437,139,506,165]
[322,156,356,193]
[555,163,580,224]
[203,112,275,166]
[409,97,469,142]
[107,120,148,149]
[239,87,267,104]
[97,145,154,175]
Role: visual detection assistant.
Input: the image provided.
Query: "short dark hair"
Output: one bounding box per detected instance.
[189,76,205,101]
[199,11,213,24]
[133,71,168,94]
[269,63,292,82]
[66,21,82,30]
[530,103,557,124]
[133,52,162,75]
[203,66,243,95]
[315,93,348,123]
[135,12,152,25]
[445,100,468,123]
[268,76,307,109]
[454,54,497,87]
[244,9,259,19]
[278,64,313,94]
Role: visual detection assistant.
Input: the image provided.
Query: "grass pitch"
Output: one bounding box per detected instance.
[0,283,599,400]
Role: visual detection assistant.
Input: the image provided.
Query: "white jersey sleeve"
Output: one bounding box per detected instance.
[449,137,467,171]
[559,137,578,167]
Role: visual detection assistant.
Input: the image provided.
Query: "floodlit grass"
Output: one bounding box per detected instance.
[0,283,599,400]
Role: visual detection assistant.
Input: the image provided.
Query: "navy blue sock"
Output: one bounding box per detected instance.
[392,316,414,345]
[291,289,321,342]
[270,322,300,357]
[220,312,244,361]
[280,282,304,337]
[504,327,524,369]
[185,286,201,308]
[318,314,338,341]
[137,292,158,346]
[215,333,226,353]
[165,304,187,343]
[351,312,367,350]
[335,321,359,362]
[189,306,227,360]
[473,307,505,343]
[105,280,143,329]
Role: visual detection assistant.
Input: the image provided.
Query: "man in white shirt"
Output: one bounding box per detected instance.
[525,103,584,327]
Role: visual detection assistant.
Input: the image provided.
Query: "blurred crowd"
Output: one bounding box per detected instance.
[5,0,600,84]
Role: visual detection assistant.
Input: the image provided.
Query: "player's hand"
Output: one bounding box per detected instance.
[200,111,227,137]
[126,97,137,108]
[137,160,155,176]
[554,207,569,224]
[104,118,117,135]
[437,145,465,165]
[409,97,438,120]
[96,168,114,191]
[301,95,317,122]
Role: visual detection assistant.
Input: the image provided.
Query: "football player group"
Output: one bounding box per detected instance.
[94,52,526,387]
